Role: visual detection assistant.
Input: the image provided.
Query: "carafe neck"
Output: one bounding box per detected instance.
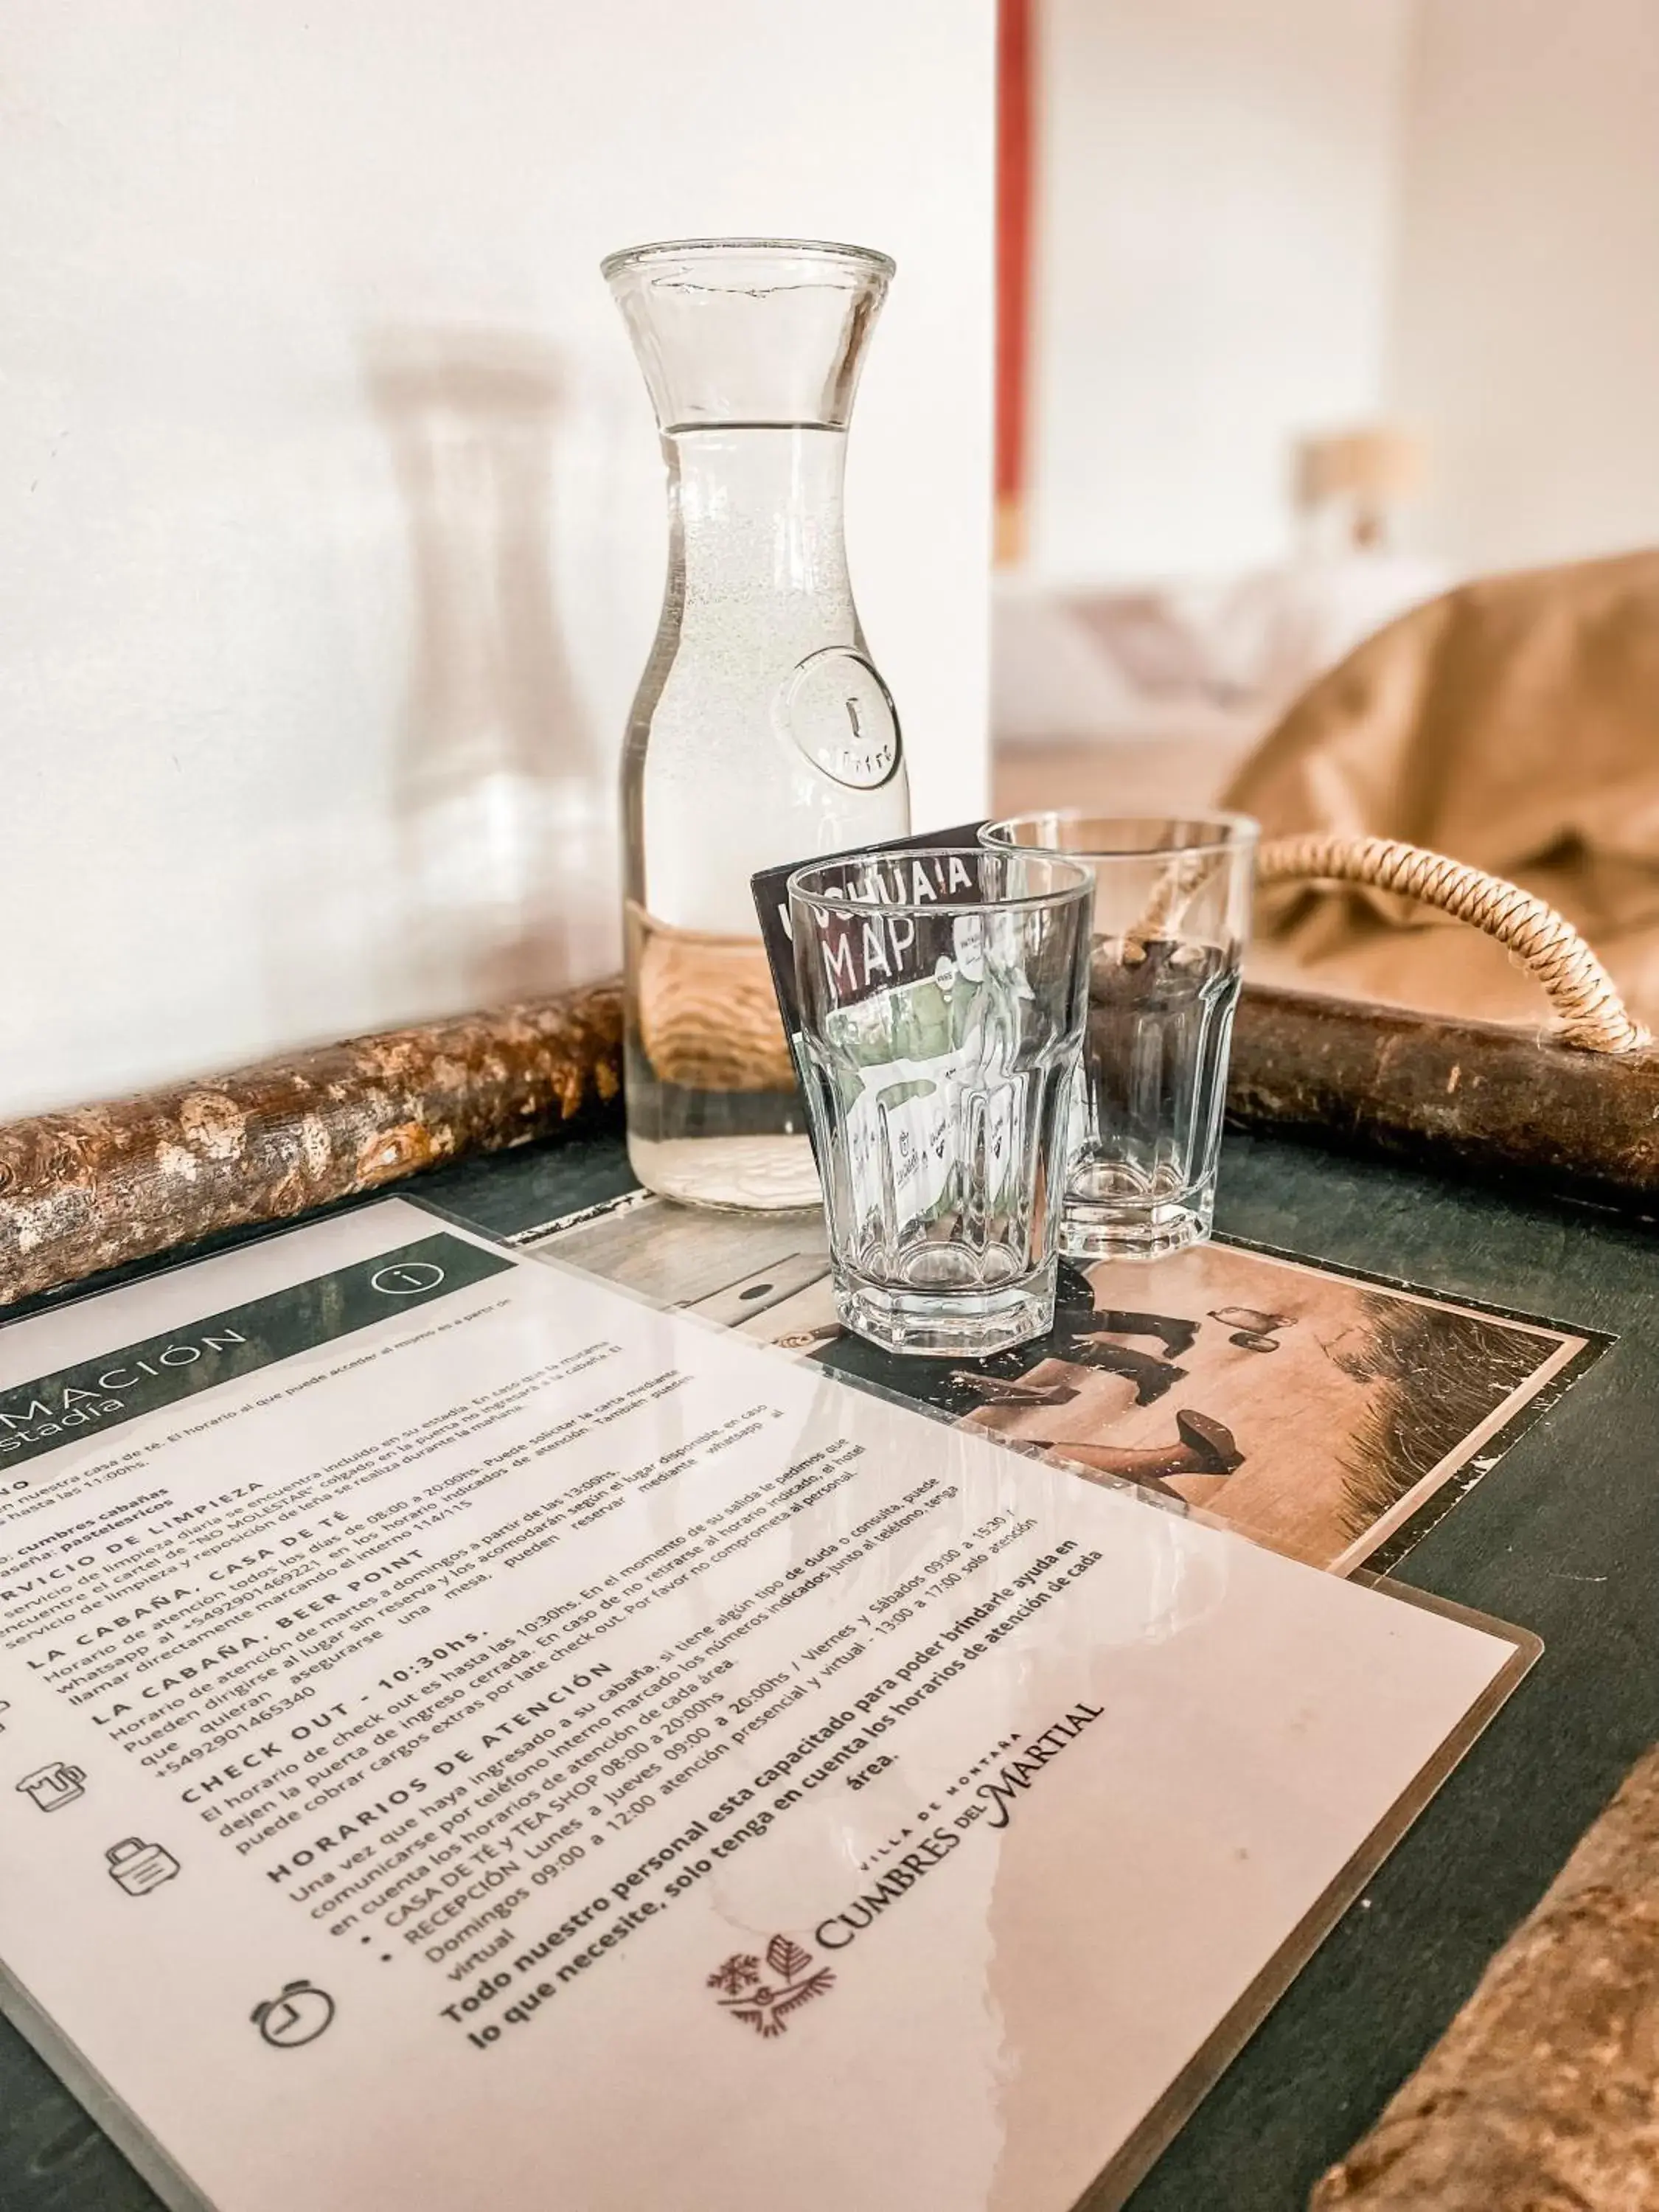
[665,423,853,614]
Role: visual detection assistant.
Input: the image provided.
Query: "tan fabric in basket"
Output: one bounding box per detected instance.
[1225,547,1659,1029]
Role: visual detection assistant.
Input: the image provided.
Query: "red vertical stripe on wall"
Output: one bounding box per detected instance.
[995,0,1034,560]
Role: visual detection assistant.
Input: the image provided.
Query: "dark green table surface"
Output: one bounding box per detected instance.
[4,1116,1653,2211]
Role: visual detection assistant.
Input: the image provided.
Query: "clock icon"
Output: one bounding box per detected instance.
[369,1261,445,1296]
[251,1980,336,2048]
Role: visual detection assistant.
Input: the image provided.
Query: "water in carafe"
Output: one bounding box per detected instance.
[605,240,911,1210]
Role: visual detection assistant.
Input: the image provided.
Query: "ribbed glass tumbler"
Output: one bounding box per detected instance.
[788,847,1093,1357]
[981,813,1256,1260]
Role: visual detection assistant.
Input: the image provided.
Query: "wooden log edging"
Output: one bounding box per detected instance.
[1229,985,1659,1211]
[0,983,623,1310]
[6,975,1656,1314]
[1312,1742,1659,2209]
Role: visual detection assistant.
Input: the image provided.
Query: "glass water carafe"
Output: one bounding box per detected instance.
[604,237,911,1211]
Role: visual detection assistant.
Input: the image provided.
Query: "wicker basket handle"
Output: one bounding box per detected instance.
[1257,832,1650,1054]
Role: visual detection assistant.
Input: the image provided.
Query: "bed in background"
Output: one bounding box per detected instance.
[990,551,1447,819]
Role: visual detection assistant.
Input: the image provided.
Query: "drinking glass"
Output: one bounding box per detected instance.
[788,847,1093,1357]
[980,814,1256,1259]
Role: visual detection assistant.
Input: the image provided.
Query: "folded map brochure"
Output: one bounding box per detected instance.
[0,1197,1537,2211]
[751,818,987,1088]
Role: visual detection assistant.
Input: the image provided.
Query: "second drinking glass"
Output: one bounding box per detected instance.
[788,847,1093,1357]
[981,813,1256,1259]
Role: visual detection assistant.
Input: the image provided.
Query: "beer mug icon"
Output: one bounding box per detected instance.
[16,1762,86,1812]
[106,1838,181,1895]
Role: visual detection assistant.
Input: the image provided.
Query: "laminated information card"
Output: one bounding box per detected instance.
[0,1198,1534,2211]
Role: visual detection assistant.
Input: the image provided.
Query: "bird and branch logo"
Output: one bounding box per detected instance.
[707,1935,835,2038]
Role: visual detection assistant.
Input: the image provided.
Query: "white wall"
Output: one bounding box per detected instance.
[0,1,994,1119]
[1029,0,1412,585]
[1388,0,1659,574]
